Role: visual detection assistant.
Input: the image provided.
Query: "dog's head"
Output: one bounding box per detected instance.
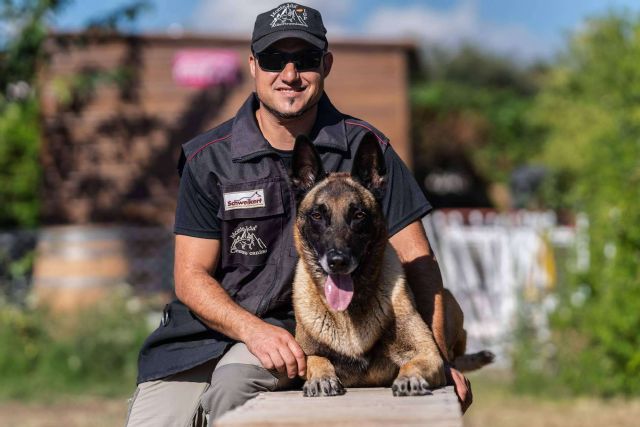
[291,132,388,312]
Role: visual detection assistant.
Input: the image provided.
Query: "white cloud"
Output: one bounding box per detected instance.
[190,0,355,36]
[363,0,553,61]
[189,0,554,61]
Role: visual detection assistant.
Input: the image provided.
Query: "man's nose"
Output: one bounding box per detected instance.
[280,61,300,83]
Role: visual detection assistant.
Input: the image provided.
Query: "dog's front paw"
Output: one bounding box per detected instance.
[392,375,433,397]
[424,358,447,387]
[303,376,345,397]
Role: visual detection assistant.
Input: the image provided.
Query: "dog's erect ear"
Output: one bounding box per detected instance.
[351,132,387,199]
[291,135,326,198]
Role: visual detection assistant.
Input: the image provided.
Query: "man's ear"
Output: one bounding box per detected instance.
[351,132,387,199]
[322,51,333,78]
[249,54,256,78]
[291,135,326,199]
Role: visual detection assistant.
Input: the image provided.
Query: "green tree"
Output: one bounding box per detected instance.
[0,0,149,228]
[0,0,67,227]
[411,46,546,208]
[517,12,640,395]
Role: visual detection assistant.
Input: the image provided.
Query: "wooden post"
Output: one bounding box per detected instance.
[215,386,462,427]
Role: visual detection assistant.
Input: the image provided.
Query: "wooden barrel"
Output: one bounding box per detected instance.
[32,226,130,312]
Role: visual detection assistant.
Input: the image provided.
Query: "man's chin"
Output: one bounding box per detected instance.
[262,100,313,120]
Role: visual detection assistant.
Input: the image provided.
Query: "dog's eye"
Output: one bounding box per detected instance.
[310,212,322,221]
[353,211,366,220]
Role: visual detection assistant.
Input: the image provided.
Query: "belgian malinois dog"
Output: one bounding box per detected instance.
[291,133,493,397]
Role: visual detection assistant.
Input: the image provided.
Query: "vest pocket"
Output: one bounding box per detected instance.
[218,178,285,268]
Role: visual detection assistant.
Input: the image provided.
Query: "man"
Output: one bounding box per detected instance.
[125,3,471,426]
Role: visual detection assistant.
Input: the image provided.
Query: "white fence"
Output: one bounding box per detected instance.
[423,210,588,365]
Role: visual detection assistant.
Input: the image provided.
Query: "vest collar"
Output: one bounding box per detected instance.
[230,93,348,162]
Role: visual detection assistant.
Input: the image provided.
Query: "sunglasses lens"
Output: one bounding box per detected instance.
[296,51,323,70]
[257,50,323,72]
[257,52,285,71]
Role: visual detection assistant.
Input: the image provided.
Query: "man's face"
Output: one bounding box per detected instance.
[249,38,333,120]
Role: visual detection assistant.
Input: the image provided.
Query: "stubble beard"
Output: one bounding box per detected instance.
[257,93,321,121]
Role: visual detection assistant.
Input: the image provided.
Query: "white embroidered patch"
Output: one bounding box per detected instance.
[223,189,265,210]
[270,3,308,28]
[230,225,267,256]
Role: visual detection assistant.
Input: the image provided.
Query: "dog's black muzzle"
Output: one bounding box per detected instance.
[325,249,356,275]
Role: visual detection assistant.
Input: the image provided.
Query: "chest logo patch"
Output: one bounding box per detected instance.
[230,225,267,256]
[223,189,265,210]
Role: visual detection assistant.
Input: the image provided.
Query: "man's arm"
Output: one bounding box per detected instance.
[389,220,472,413]
[174,234,306,379]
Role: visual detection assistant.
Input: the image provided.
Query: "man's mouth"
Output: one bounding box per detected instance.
[276,87,306,95]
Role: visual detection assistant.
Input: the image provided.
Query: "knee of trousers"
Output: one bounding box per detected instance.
[200,363,278,419]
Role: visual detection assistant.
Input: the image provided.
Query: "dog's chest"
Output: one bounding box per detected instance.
[333,344,399,387]
[313,339,398,387]
[305,306,388,357]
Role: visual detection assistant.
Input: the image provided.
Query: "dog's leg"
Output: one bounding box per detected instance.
[303,355,345,397]
[389,285,447,396]
[390,319,447,396]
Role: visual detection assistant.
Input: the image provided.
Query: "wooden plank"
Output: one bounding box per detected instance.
[215,386,462,427]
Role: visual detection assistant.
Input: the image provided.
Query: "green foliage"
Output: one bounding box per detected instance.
[0,1,64,227]
[513,12,640,396]
[0,98,41,227]
[0,0,151,228]
[0,293,150,399]
[411,46,545,185]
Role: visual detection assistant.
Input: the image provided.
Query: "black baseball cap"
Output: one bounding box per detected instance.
[251,3,328,53]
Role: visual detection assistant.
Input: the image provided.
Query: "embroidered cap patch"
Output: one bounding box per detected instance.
[224,189,266,210]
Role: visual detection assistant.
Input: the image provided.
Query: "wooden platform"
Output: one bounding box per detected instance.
[215,386,462,427]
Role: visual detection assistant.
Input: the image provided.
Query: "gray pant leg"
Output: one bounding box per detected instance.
[125,361,214,427]
[200,343,300,421]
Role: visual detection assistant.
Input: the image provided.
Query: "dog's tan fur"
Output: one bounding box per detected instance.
[291,135,492,397]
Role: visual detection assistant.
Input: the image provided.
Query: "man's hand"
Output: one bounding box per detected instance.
[446,366,473,413]
[242,320,306,379]
[174,236,306,380]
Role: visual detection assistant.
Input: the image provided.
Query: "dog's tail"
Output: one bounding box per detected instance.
[452,350,495,373]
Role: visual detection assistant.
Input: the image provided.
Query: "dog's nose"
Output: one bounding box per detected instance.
[327,250,349,271]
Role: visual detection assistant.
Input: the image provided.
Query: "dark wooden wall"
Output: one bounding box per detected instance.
[39,33,416,226]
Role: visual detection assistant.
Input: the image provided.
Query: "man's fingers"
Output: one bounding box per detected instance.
[463,376,473,411]
[287,340,307,376]
[449,368,472,414]
[257,352,274,371]
[268,349,287,375]
[278,346,299,379]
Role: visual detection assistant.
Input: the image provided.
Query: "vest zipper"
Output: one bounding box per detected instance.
[255,155,291,316]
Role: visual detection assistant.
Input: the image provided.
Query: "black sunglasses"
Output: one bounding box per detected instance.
[255,49,325,72]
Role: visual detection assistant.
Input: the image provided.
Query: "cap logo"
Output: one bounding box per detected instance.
[270,3,308,28]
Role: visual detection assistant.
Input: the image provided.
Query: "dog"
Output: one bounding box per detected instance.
[290,133,494,397]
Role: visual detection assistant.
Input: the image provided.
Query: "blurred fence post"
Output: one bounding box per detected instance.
[423,209,586,365]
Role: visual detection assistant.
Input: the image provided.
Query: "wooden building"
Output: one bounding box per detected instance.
[39,33,418,226]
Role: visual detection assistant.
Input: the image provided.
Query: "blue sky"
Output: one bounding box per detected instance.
[53,0,640,61]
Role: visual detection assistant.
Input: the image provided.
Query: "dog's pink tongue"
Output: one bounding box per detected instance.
[324,274,354,311]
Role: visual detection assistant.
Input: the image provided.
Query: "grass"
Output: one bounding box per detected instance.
[464,368,640,427]
[2,368,640,426]
[2,297,640,426]
[0,291,151,402]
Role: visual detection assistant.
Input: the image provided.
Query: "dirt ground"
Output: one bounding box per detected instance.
[2,372,640,427]
[0,397,127,427]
